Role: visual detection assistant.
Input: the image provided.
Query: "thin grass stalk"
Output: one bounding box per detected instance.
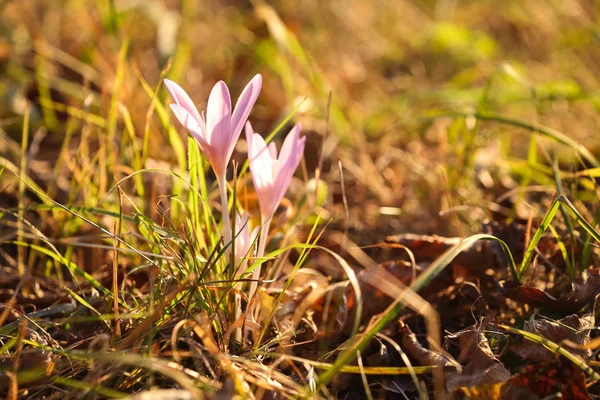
[234,290,243,345]
[518,195,600,280]
[499,324,600,381]
[17,105,30,277]
[187,137,206,249]
[580,205,600,271]
[113,188,124,337]
[34,51,58,132]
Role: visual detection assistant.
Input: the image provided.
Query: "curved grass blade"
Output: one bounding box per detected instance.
[102,168,211,218]
[241,240,363,342]
[0,157,52,205]
[519,195,600,280]
[9,241,121,306]
[424,111,599,167]
[24,342,217,393]
[297,358,436,375]
[37,98,106,128]
[5,204,138,226]
[50,377,128,399]
[498,324,600,381]
[254,216,330,348]
[136,69,187,219]
[315,233,516,390]
[12,171,161,275]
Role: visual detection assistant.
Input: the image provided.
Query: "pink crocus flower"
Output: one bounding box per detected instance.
[164,75,262,178]
[245,122,306,221]
[164,75,262,249]
[233,212,258,273]
[245,121,305,302]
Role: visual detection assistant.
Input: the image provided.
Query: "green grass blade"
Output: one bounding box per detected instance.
[107,39,129,171]
[10,241,120,305]
[136,70,187,220]
[424,111,599,167]
[51,376,128,399]
[187,136,206,249]
[519,195,600,280]
[12,172,160,276]
[519,197,561,281]
[315,233,516,389]
[119,103,145,197]
[499,324,600,381]
[17,106,30,276]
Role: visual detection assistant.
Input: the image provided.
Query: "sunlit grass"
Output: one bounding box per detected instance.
[1,0,600,398]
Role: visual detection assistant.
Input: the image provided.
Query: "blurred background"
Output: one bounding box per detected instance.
[2,3,600,398]
[1,0,600,238]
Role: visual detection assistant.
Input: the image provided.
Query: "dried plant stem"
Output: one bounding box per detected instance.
[17,104,30,277]
[234,257,249,345]
[244,215,272,343]
[234,291,242,344]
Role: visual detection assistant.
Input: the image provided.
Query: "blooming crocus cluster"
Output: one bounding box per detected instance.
[164,74,304,290]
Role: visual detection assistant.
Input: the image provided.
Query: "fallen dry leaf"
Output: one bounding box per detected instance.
[444,325,511,392]
[0,326,57,391]
[124,389,196,400]
[499,268,600,314]
[460,361,591,399]
[510,314,594,363]
[509,361,590,400]
[399,322,459,370]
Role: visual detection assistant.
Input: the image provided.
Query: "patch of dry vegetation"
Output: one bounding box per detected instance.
[1,1,600,399]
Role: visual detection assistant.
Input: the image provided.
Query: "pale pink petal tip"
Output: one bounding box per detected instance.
[232,75,263,137]
[163,79,203,123]
[246,121,306,221]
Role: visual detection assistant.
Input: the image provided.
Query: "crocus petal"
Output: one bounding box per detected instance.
[221,75,262,176]
[169,104,204,139]
[246,125,280,218]
[164,79,202,123]
[247,122,306,220]
[294,135,307,167]
[166,76,262,180]
[170,103,212,160]
[206,81,233,175]
[245,120,255,136]
[273,133,305,213]
[278,123,301,165]
[206,81,232,140]
[231,74,262,139]
[165,80,214,165]
[248,132,276,188]
[268,142,278,159]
